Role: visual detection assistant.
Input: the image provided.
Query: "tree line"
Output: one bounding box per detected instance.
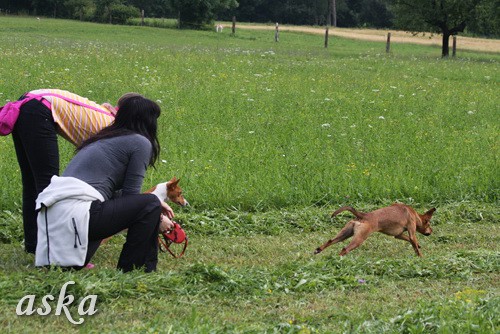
[1,0,498,39]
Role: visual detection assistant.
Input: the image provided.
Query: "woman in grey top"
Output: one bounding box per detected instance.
[63,93,174,272]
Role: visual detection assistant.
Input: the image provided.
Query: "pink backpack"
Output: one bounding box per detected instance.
[0,96,41,136]
[0,92,114,136]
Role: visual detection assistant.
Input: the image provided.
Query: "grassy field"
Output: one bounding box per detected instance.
[0,16,499,333]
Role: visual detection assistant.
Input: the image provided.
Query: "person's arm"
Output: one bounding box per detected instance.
[101,103,118,116]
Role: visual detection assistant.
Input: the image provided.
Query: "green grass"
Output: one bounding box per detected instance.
[1,204,499,332]
[0,16,499,333]
[0,16,498,211]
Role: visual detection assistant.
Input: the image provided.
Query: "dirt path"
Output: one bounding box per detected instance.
[228,24,500,53]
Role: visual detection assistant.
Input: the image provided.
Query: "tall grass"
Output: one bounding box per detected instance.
[0,16,498,211]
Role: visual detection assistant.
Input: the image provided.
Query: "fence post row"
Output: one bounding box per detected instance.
[386,32,391,53]
[232,16,236,35]
[452,36,457,57]
[275,23,279,42]
[324,26,329,48]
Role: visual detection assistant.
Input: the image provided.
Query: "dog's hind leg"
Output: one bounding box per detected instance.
[314,221,357,254]
[339,223,372,256]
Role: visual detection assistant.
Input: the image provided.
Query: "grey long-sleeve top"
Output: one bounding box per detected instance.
[63,134,152,200]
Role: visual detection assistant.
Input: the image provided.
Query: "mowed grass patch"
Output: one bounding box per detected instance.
[0,206,498,332]
[0,17,499,210]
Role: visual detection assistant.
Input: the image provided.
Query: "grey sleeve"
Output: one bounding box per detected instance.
[121,136,152,196]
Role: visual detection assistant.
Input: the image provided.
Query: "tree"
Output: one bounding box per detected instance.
[64,0,94,20]
[392,0,484,57]
[171,0,238,29]
[466,0,500,37]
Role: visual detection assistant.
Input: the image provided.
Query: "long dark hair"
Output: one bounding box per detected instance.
[78,93,161,167]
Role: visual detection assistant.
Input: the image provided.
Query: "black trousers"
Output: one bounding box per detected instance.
[12,99,58,253]
[86,193,161,273]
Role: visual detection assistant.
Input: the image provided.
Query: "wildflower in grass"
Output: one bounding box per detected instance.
[346,163,357,172]
[248,131,255,134]
[467,110,475,115]
[455,288,486,304]
[324,98,331,101]
[321,123,331,128]
[379,116,385,120]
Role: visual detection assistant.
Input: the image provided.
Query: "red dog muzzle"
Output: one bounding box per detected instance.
[158,222,188,258]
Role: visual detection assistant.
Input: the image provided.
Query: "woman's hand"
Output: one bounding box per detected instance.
[102,102,118,116]
[160,201,175,219]
[159,214,174,233]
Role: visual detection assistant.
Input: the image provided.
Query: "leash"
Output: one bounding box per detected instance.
[158,222,188,258]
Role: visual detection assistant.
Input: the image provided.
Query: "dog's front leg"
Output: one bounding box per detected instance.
[407,229,423,257]
[394,233,421,248]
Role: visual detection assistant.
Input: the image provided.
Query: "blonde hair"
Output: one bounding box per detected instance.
[117,92,144,108]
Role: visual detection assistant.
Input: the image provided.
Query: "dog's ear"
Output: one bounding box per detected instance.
[424,208,436,217]
[167,177,180,188]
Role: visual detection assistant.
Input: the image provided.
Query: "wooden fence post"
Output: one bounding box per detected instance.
[324,26,329,48]
[275,23,279,42]
[232,16,236,35]
[386,32,391,53]
[141,9,144,26]
[452,36,457,57]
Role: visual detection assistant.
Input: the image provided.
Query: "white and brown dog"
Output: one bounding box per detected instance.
[147,177,189,207]
[101,177,188,244]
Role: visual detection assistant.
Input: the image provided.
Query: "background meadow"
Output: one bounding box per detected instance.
[0,16,498,333]
[0,16,498,211]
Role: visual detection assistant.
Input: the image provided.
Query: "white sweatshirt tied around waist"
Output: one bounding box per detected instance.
[35,175,104,267]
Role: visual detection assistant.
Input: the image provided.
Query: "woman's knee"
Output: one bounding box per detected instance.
[142,193,162,216]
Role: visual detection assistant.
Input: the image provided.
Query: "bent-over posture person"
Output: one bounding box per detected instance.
[12,89,118,253]
[35,93,174,272]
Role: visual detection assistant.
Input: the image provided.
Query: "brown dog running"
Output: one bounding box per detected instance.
[314,204,435,257]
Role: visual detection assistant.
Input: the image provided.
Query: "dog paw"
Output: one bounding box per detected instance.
[314,248,321,254]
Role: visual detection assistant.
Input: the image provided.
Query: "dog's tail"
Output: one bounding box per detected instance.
[331,206,366,219]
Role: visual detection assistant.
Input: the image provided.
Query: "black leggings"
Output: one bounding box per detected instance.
[86,193,162,273]
[12,99,58,253]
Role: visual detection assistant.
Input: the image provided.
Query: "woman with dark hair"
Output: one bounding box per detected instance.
[35,93,174,273]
